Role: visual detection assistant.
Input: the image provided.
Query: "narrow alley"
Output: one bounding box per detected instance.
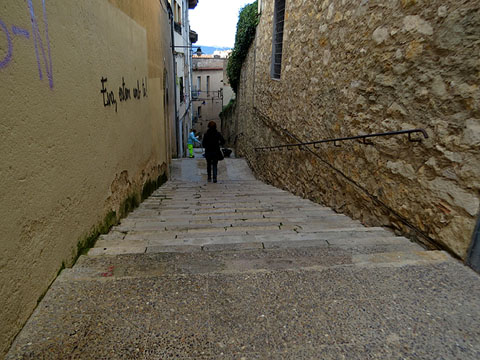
[2,1,480,359]
[7,154,480,359]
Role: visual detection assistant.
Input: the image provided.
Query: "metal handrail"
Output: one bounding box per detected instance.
[246,107,442,253]
[254,129,428,152]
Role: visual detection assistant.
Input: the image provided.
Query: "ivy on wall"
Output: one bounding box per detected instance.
[227,1,259,94]
[219,98,236,120]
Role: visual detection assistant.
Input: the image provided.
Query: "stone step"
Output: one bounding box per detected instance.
[96,233,411,250]
[124,208,339,220]
[10,249,476,360]
[151,195,316,201]
[91,230,416,256]
[110,217,362,233]
[141,204,324,214]
[134,215,352,225]
[131,208,338,219]
[66,248,447,281]
[10,159,478,360]
[140,204,320,212]
[119,213,349,226]
[96,226,394,245]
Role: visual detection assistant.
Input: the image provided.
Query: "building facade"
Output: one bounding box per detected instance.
[228,0,480,264]
[0,0,192,355]
[192,55,234,137]
[170,0,198,158]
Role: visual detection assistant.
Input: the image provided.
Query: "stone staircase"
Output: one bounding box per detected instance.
[6,158,480,359]
[89,179,427,263]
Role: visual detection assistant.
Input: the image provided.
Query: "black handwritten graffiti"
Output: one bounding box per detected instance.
[133,80,141,99]
[101,76,148,112]
[142,78,148,97]
[100,77,117,112]
[119,77,131,101]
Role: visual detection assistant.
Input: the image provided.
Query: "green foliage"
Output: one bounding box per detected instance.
[142,173,168,201]
[75,210,117,259]
[36,172,169,308]
[74,172,168,261]
[227,1,259,94]
[219,98,236,120]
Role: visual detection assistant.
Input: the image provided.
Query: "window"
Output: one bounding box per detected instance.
[271,0,286,79]
[173,1,182,33]
[197,76,201,91]
[177,3,182,24]
[179,76,184,103]
[206,76,210,97]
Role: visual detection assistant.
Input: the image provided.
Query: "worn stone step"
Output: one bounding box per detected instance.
[172,234,409,248]
[136,208,339,219]
[93,232,413,257]
[151,205,324,215]
[99,224,392,246]
[141,194,321,203]
[119,225,284,242]
[67,247,445,282]
[263,237,423,251]
[11,250,475,360]
[122,211,348,224]
[116,226,393,243]
[88,245,146,256]
[111,217,361,233]
[94,239,148,249]
[163,235,417,250]
[11,158,479,360]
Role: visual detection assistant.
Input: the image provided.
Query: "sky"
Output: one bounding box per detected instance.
[189,0,255,48]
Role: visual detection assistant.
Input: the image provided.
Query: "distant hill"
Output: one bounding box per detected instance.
[195,45,231,55]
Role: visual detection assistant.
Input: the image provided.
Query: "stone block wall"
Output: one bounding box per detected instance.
[0,0,174,355]
[230,0,480,260]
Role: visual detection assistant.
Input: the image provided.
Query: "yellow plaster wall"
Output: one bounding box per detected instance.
[0,0,173,355]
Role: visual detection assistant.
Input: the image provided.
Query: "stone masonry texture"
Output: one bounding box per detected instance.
[225,0,480,261]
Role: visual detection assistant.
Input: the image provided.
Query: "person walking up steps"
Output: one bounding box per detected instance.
[202,121,225,183]
[187,129,201,158]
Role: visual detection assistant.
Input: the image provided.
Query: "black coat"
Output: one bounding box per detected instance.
[202,128,225,160]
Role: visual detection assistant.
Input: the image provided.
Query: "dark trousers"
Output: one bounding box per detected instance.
[206,158,218,180]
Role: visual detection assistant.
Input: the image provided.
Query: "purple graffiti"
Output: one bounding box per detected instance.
[0,1,53,89]
[0,19,13,69]
[12,26,30,39]
[28,0,53,89]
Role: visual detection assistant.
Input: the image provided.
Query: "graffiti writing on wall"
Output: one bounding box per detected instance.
[100,77,148,113]
[0,0,53,89]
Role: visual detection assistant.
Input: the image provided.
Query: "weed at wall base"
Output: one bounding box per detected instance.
[142,173,167,201]
[73,171,168,266]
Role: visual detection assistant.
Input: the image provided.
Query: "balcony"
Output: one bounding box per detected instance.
[189,30,198,44]
[188,0,198,9]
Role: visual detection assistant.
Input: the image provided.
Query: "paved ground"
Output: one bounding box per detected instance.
[6,153,480,359]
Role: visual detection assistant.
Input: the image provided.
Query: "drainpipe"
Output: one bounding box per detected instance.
[189,46,194,137]
[169,4,180,158]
